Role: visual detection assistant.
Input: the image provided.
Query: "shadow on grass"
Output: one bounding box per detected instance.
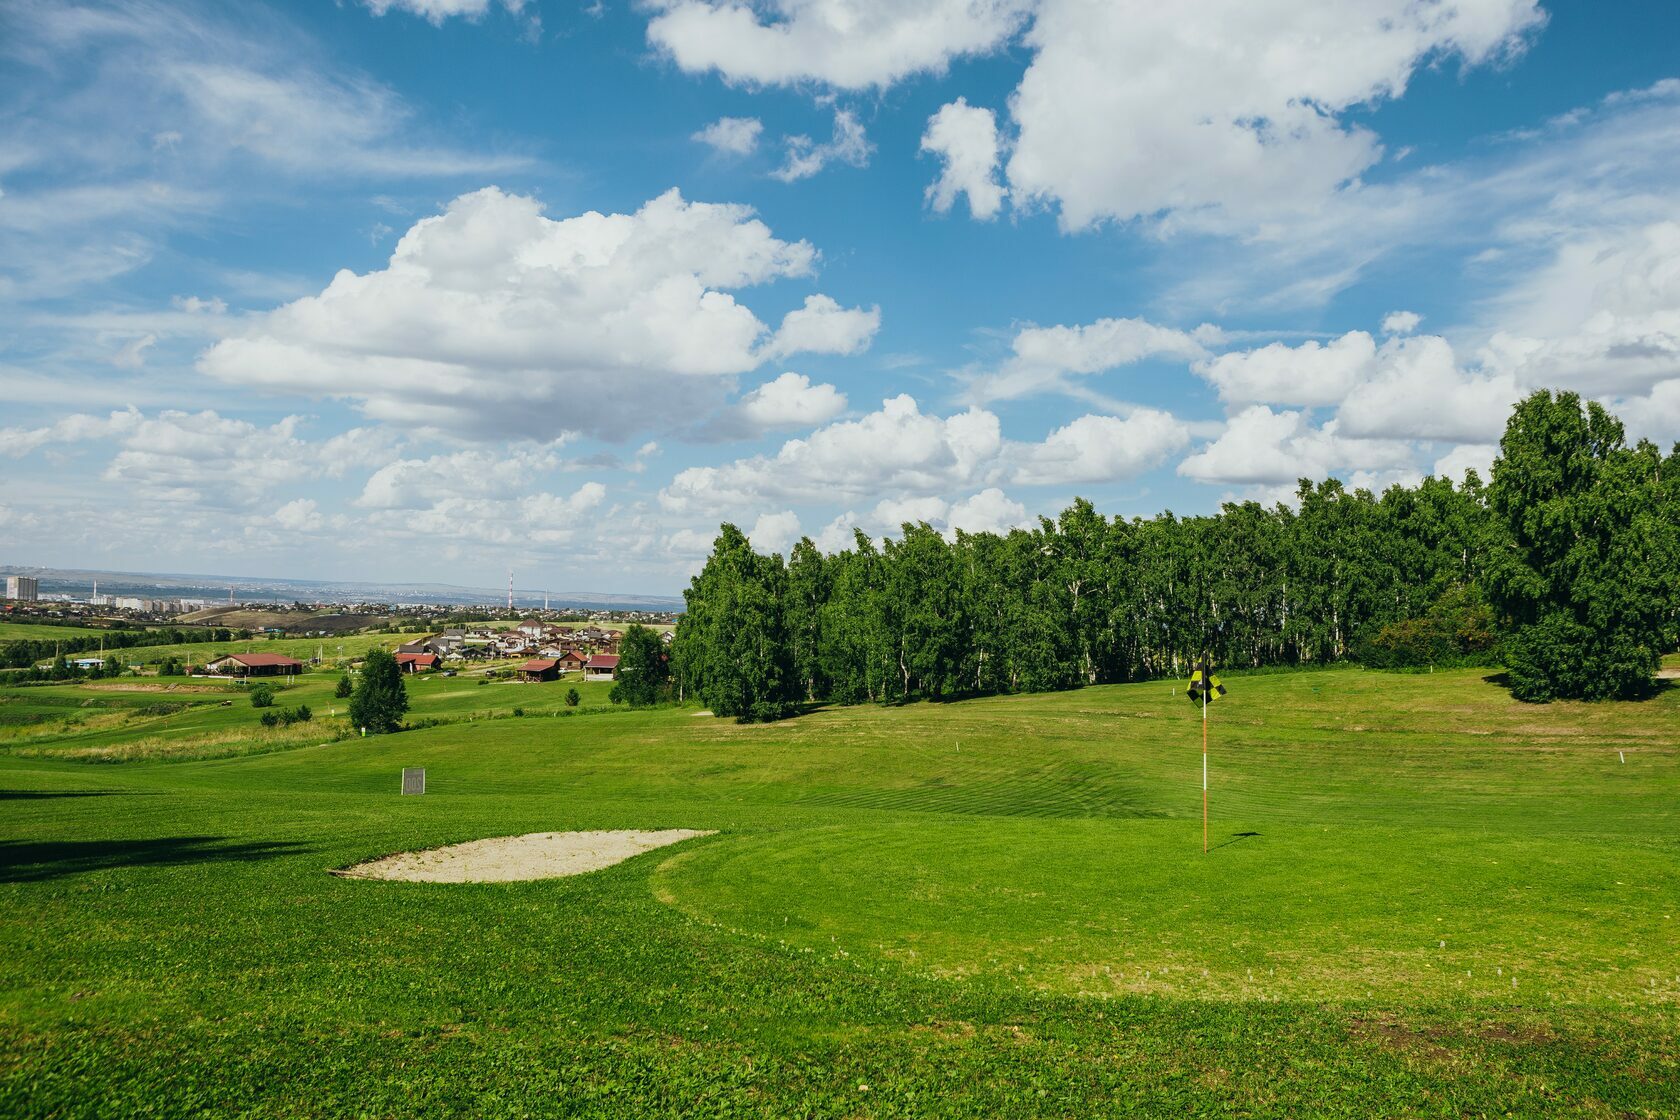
[0,836,314,883]
[0,789,146,801]
[1209,831,1261,851]
[1481,672,1673,701]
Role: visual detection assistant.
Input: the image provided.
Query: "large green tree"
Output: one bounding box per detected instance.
[348,648,409,734]
[1485,390,1671,700]
[612,624,669,707]
[674,525,799,722]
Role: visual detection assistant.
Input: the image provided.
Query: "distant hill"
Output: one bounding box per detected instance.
[0,565,683,612]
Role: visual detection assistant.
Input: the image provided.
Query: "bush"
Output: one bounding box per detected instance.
[564,688,580,708]
[260,711,279,727]
[249,685,276,708]
[293,704,312,723]
[512,707,525,718]
[1357,588,1497,670]
[334,676,352,698]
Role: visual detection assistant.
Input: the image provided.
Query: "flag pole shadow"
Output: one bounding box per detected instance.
[1207,831,1260,851]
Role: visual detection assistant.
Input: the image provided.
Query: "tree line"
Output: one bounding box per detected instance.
[673,390,1680,719]
[0,627,245,671]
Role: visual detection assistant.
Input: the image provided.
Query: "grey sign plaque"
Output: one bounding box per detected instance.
[401,767,425,796]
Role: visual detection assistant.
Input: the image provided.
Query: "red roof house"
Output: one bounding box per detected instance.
[583,653,619,681]
[395,652,439,673]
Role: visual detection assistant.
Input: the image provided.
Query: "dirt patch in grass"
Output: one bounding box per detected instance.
[335,829,718,883]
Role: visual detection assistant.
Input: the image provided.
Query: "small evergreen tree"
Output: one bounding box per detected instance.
[348,649,409,733]
[334,675,353,698]
[564,688,580,707]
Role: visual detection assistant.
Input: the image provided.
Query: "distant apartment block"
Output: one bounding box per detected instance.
[5,576,39,601]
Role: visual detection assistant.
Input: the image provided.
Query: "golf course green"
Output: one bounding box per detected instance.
[1,662,1675,1117]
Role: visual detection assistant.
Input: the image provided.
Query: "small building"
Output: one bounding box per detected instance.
[516,657,561,683]
[556,650,588,674]
[395,652,439,673]
[204,652,304,678]
[584,653,619,682]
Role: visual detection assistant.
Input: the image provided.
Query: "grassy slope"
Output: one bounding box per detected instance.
[0,622,124,641]
[0,666,1675,1117]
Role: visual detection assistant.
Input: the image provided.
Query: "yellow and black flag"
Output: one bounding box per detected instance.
[1185,656,1225,706]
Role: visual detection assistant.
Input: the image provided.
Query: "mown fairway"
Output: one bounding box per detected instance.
[1,665,1676,1117]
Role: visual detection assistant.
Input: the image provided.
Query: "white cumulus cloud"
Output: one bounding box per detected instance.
[200,187,870,440]
[922,98,1005,220]
[1005,0,1546,230]
[763,294,880,358]
[645,0,1033,90]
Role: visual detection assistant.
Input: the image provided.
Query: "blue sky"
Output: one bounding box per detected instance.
[3,0,1679,595]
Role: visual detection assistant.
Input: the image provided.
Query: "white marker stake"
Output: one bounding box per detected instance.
[1619,751,1625,764]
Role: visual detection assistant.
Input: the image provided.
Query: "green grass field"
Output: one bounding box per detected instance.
[0,622,127,641]
[1,663,1675,1116]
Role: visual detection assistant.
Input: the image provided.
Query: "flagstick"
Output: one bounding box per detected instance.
[1202,679,1208,855]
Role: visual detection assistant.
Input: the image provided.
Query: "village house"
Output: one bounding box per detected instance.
[515,657,561,683]
[395,652,439,673]
[555,650,587,674]
[204,653,305,678]
[583,653,619,682]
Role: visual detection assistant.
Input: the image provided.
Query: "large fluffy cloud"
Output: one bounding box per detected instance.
[1198,329,1521,444]
[200,188,875,440]
[662,394,1188,512]
[663,394,1004,509]
[1479,221,1680,396]
[1178,406,1414,487]
[1008,411,1187,486]
[1007,0,1545,230]
[645,0,1033,89]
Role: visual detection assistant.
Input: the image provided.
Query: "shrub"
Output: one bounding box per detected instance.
[512,707,525,718]
[249,685,275,708]
[564,688,580,708]
[1357,588,1497,670]
[334,676,352,698]
[259,711,279,727]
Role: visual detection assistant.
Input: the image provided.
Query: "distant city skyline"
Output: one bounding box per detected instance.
[3,1,1678,595]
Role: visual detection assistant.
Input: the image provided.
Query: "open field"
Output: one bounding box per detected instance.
[0,670,621,762]
[1,664,1676,1116]
[0,622,129,641]
[97,631,431,668]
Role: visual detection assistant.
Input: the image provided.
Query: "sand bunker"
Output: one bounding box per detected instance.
[335,829,716,883]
